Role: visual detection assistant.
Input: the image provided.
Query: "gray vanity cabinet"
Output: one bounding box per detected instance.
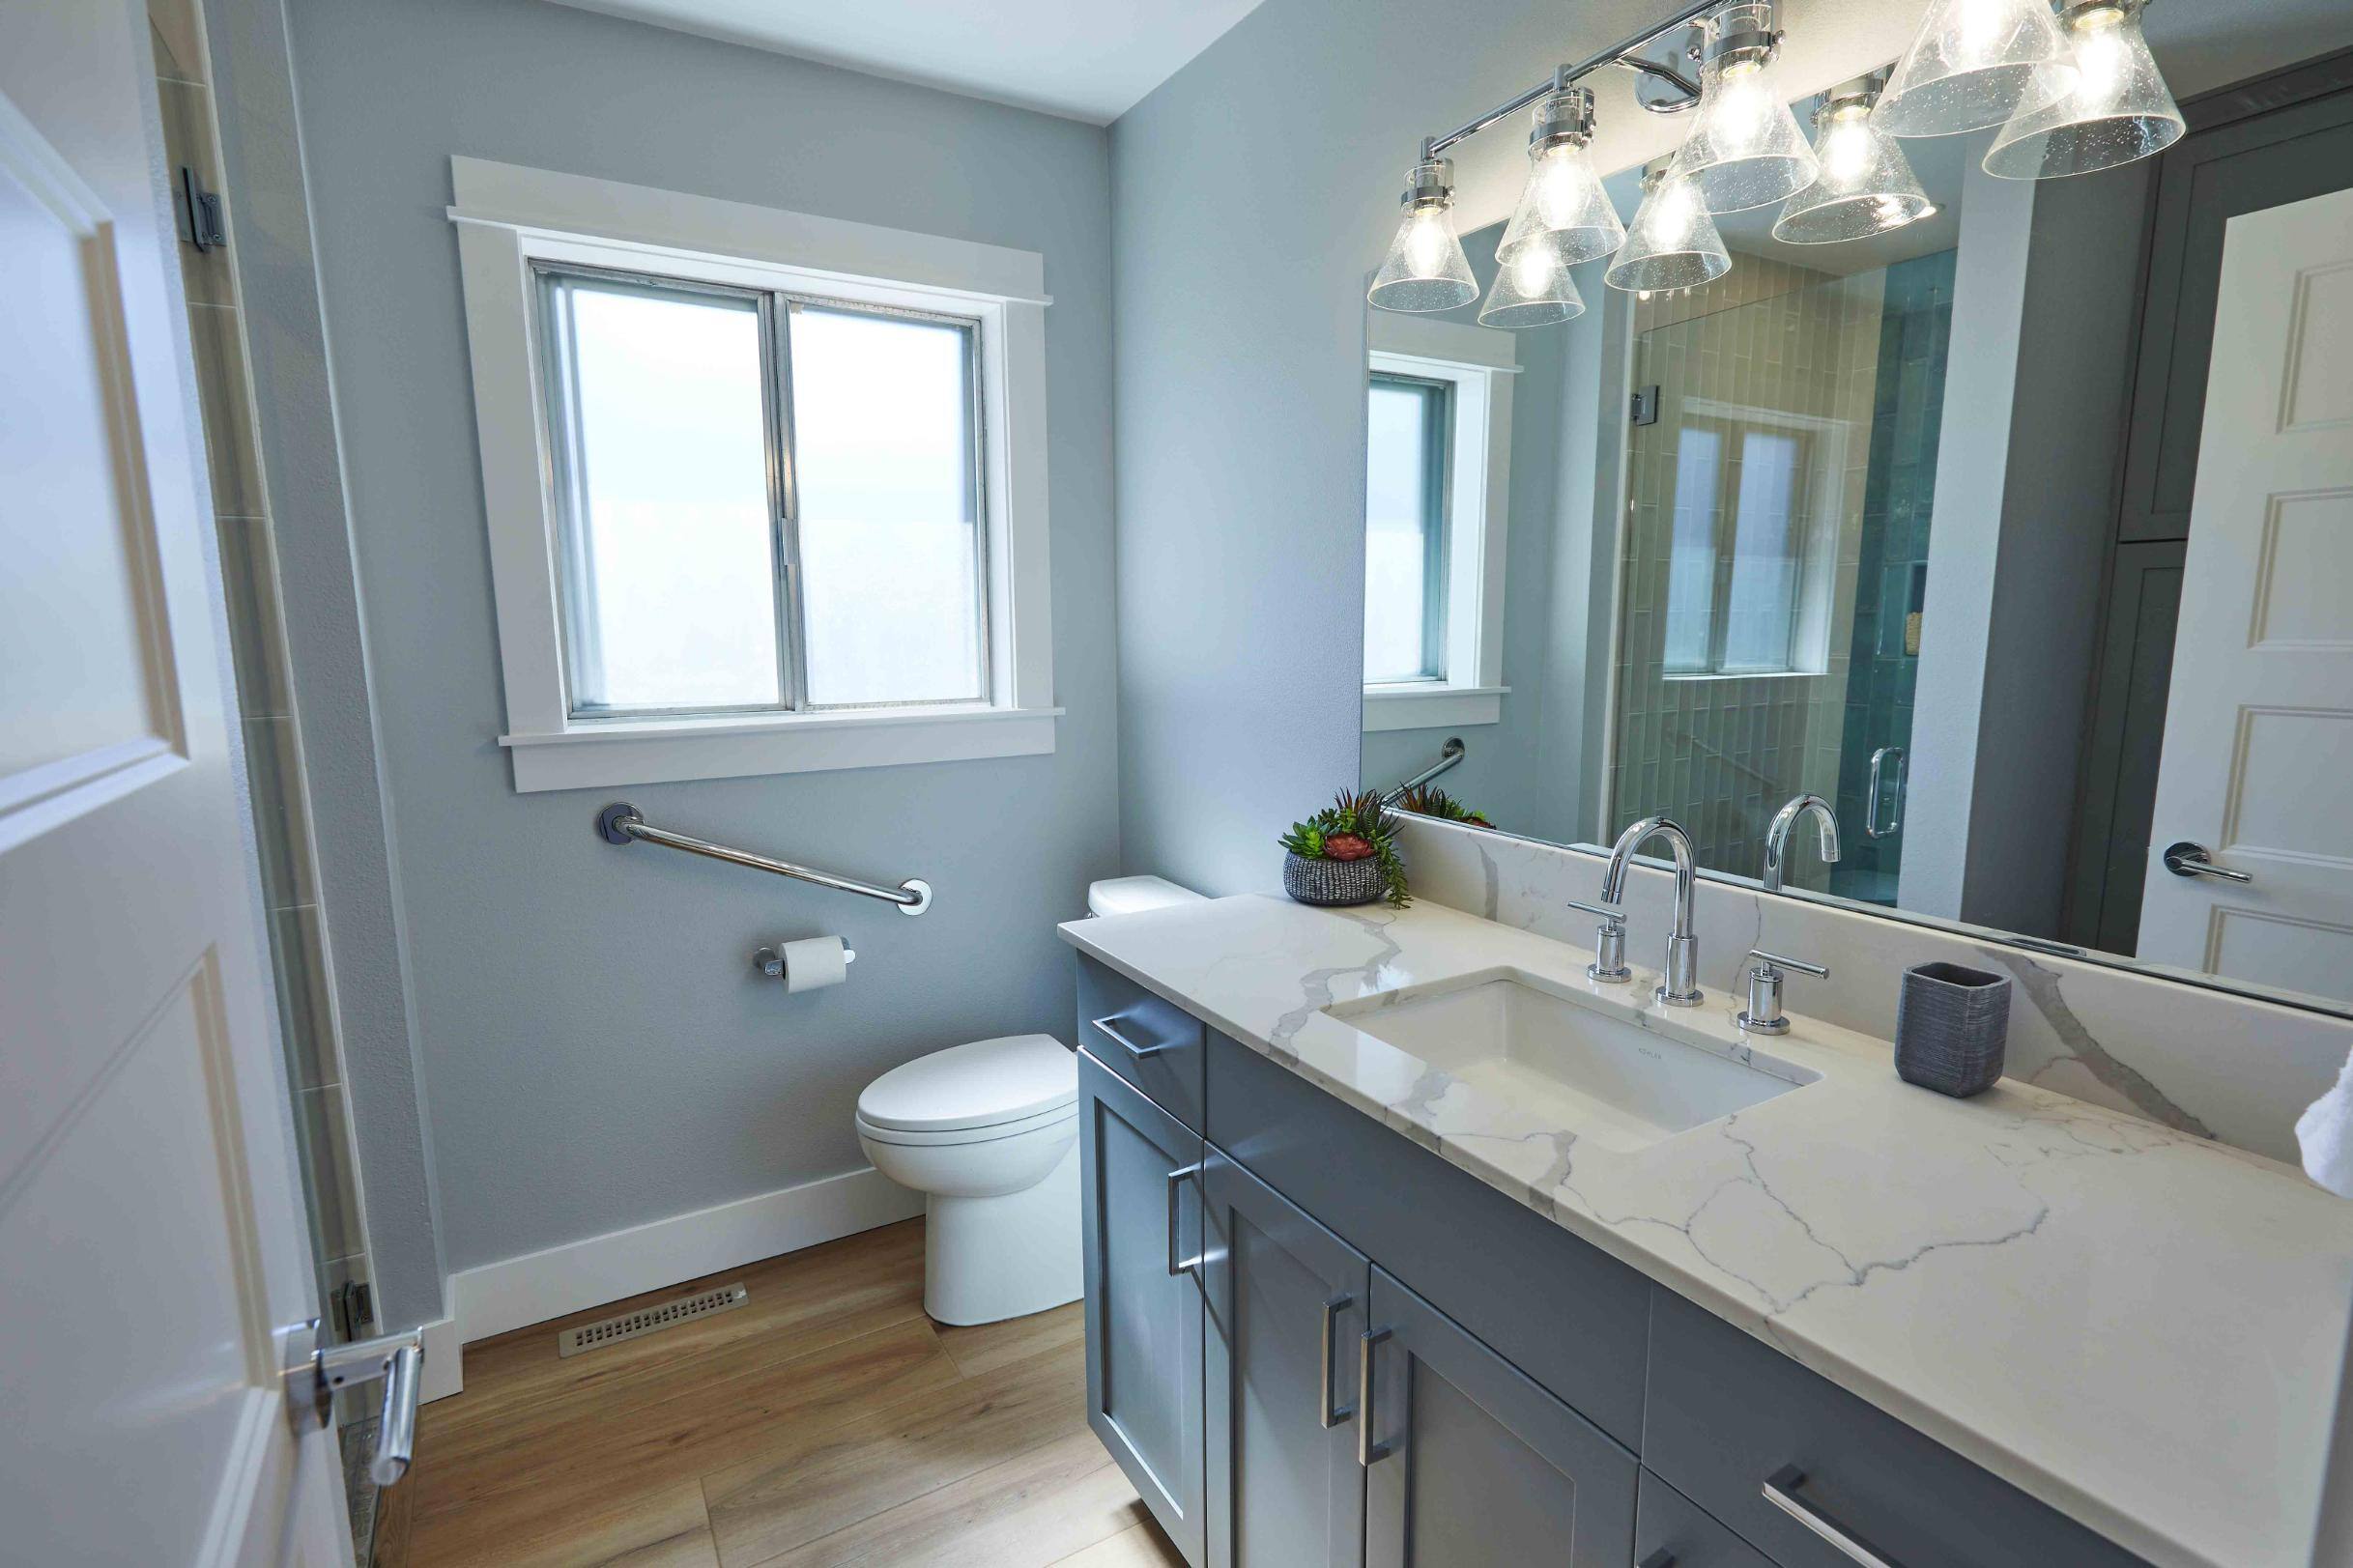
[1361,1268,1639,1567]
[1079,1050,1208,1563]
[1201,1152,1370,1568]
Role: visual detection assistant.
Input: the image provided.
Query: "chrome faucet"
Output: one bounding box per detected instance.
[1600,814,1704,1007]
[1762,794,1841,893]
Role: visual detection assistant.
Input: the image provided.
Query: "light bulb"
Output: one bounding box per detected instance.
[1369,156,1478,313]
[1404,210,1450,276]
[1875,0,2072,137]
[1773,78,1934,244]
[1820,114,1875,183]
[1606,161,1732,295]
[1678,8,1822,215]
[1983,0,2182,180]
[1497,87,1624,267]
[1479,232,1584,328]
[1532,145,1595,229]
[1510,243,1558,298]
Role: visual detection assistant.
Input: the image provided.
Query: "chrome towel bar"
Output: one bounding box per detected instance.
[597,802,933,916]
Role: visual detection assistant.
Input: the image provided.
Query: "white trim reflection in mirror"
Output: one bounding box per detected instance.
[1363,312,1519,733]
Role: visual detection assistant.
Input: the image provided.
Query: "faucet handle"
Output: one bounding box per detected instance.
[1738,948,1827,1035]
[1568,900,1632,984]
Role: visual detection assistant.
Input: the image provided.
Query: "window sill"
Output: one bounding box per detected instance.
[1362,684,1507,732]
[498,704,1062,792]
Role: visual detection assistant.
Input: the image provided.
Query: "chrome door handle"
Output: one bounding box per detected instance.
[1357,1326,1393,1467]
[1319,1293,1356,1429]
[287,1322,424,1486]
[1092,1013,1170,1059]
[1865,747,1906,841]
[1762,1466,1900,1568]
[1164,1163,1202,1276]
[2163,841,2253,884]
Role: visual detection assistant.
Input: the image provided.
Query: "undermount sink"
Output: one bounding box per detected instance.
[1326,970,1819,1153]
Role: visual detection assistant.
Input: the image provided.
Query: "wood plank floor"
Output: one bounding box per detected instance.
[376,1219,1182,1568]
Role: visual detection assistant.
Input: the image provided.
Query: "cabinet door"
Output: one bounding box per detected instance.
[1080,1050,1207,1565]
[1362,1268,1637,1568]
[1202,1153,1369,1568]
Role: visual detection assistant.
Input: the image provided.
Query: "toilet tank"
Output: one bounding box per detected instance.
[1086,875,1206,918]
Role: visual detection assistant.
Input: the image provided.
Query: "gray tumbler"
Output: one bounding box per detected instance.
[1895,962,2011,1098]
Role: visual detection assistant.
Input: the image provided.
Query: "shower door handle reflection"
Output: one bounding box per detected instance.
[1865,747,1907,841]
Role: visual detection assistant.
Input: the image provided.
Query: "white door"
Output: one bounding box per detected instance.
[0,2,352,1563]
[2140,186,2353,1006]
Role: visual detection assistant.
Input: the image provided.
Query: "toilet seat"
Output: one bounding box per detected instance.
[856,1033,1076,1136]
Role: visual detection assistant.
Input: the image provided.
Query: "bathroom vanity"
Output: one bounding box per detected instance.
[1061,895,2353,1568]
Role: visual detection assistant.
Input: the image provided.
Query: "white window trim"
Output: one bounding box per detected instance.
[448,156,1058,791]
[1363,313,1517,733]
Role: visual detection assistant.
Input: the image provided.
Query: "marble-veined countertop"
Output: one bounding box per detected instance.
[1059,894,2353,1568]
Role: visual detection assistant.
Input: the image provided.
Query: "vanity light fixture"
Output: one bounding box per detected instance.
[1772,72,1935,243]
[1367,148,1478,313]
[1605,157,1732,295]
[1497,81,1625,267]
[1873,0,2072,138]
[1982,0,2183,179]
[1674,1,1821,214]
[1479,234,1587,328]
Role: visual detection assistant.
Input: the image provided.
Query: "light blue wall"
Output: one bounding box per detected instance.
[283,0,1119,1272]
[1110,0,1683,894]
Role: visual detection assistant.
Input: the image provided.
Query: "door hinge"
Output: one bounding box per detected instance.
[179,165,226,251]
[1630,384,1661,426]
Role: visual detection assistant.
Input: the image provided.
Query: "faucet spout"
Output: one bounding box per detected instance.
[1601,814,1704,1005]
[1762,794,1842,894]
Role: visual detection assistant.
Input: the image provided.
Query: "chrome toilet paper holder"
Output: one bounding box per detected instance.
[754,943,856,981]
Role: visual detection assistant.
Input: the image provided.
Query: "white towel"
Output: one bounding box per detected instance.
[2295,1049,2353,1197]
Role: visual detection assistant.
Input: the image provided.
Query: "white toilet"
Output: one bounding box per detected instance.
[856,875,1204,1326]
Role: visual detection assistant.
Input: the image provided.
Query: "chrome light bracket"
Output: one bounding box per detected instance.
[1530,83,1597,153]
[2057,0,2143,31]
[1814,67,1892,126]
[1616,28,1705,114]
[1704,0,1783,74]
[1400,151,1454,211]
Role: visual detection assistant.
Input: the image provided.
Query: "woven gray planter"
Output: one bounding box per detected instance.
[1895,962,2011,1098]
[1282,851,1386,907]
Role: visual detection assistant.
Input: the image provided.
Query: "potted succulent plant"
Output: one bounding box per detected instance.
[1278,789,1409,908]
[1394,784,1495,829]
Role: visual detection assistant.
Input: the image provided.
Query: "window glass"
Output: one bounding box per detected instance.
[789,305,986,708]
[548,276,779,714]
[1663,424,1722,673]
[1721,429,1806,671]
[1363,376,1448,683]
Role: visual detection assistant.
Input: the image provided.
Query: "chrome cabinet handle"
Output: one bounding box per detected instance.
[1865,747,1906,841]
[1164,1163,1202,1276]
[2163,841,2253,884]
[1357,1326,1394,1467]
[1319,1293,1356,1430]
[1762,1466,1900,1568]
[1092,1013,1170,1059]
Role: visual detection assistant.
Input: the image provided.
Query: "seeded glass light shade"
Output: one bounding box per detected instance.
[1984,3,2182,179]
[1479,235,1586,328]
[1605,163,1732,295]
[1773,105,1934,242]
[1369,159,1478,313]
[1498,133,1624,266]
[1875,0,2071,137]
[1679,56,1822,213]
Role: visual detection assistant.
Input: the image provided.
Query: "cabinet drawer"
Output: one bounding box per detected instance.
[1077,954,1206,1133]
[1645,1292,2148,1567]
[1635,1470,1772,1568]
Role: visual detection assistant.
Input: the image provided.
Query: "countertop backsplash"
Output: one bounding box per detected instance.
[1395,813,2353,1168]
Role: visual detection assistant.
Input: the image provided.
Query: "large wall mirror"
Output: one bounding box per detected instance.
[1359,2,2353,1016]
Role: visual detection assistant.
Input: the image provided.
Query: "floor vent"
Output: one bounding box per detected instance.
[558,1282,749,1357]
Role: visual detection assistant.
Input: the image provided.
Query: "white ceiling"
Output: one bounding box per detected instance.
[542,0,1270,123]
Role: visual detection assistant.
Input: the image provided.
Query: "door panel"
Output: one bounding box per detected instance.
[1363,1268,1636,1568]
[1080,1050,1207,1565]
[1203,1153,1367,1568]
[2139,186,2353,1004]
[0,0,345,1561]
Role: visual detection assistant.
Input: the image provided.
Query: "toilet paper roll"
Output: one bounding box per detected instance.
[778,935,848,993]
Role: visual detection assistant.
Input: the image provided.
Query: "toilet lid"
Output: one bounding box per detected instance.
[857,1035,1077,1133]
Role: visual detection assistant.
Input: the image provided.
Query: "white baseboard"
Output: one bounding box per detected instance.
[437,1165,921,1391]
[417,1315,464,1404]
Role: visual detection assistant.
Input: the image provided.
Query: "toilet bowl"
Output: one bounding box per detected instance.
[856,1035,1082,1326]
[856,876,1205,1326]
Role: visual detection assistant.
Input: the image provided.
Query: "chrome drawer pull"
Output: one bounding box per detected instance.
[1762,1466,1900,1568]
[1164,1164,1203,1276]
[1092,1013,1171,1059]
[1319,1293,1356,1430]
[1357,1326,1394,1467]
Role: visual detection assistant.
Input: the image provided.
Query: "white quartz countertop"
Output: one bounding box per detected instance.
[1058,894,2353,1568]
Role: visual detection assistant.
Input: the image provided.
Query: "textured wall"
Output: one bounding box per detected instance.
[282,0,1120,1272]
